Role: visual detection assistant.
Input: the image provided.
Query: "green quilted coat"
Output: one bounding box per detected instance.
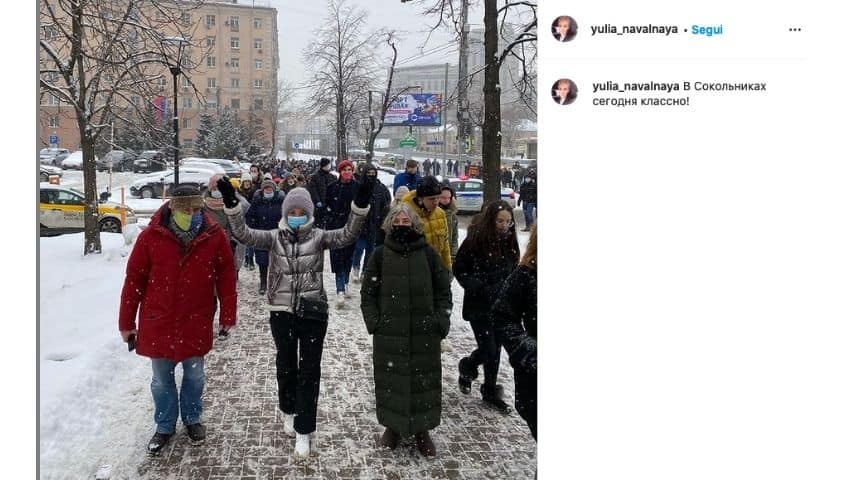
[360,235,452,437]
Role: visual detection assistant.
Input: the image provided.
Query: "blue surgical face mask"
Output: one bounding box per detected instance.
[287,215,308,229]
[264,192,274,200]
[211,190,223,199]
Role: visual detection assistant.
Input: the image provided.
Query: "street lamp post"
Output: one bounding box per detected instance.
[160,37,189,187]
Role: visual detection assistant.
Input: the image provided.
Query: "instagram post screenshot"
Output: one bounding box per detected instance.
[7,0,853,478]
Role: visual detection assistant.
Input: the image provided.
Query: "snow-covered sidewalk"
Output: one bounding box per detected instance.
[39,233,535,479]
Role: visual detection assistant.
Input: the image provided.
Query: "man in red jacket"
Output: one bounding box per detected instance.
[118,184,237,455]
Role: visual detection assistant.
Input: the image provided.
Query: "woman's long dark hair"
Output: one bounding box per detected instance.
[467,200,520,262]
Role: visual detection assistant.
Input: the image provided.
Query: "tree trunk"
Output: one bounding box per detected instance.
[482,0,502,204]
[81,137,102,255]
[336,88,347,161]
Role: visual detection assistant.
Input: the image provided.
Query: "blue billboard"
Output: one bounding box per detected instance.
[383,93,442,126]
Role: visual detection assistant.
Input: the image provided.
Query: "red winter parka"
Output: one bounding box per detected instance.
[118,204,238,361]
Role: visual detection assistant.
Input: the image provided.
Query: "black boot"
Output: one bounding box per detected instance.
[258,267,267,295]
[186,423,206,445]
[481,384,513,415]
[458,356,478,395]
[147,432,173,455]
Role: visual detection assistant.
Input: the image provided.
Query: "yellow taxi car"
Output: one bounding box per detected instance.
[39,183,137,236]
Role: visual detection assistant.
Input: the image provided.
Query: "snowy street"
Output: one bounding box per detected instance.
[39,228,535,479]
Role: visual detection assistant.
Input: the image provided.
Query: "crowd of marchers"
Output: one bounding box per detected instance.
[118,155,538,460]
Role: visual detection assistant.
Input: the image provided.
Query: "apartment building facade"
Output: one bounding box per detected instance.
[38,0,279,156]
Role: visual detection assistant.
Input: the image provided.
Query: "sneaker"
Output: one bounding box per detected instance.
[186,423,206,445]
[336,293,345,308]
[378,427,400,450]
[415,430,436,457]
[147,432,173,455]
[294,433,311,458]
[283,413,296,438]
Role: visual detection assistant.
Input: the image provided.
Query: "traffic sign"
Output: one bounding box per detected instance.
[426,140,444,145]
[49,135,59,145]
[399,136,417,148]
[464,136,472,153]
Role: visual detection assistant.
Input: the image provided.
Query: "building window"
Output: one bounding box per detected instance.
[230,37,240,49]
[207,78,217,88]
[254,98,263,111]
[182,139,193,149]
[180,13,191,25]
[207,56,216,67]
[255,59,263,70]
[231,78,240,88]
[206,36,215,47]
[229,16,239,31]
[182,118,191,129]
[230,58,240,68]
[253,38,262,50]
[254,79,262,89]
[231,98,240,110]
[182,97,193,109]
[254,17,262,28]
[205,99,218,109]
[49,116,60,128]
[182,76,190,87]
[205,15,215,28]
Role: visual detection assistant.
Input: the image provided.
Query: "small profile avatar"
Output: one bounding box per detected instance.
[552,15,578,42]
[552,79,578,105]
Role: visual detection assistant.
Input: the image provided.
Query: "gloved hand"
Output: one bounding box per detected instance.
[354,181,372,209]
[216,177,239,209]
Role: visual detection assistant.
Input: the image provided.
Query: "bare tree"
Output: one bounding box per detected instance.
[39,0,202,255]
[302,0,378,162]
[265,78,295,158]
[401,0,537,203]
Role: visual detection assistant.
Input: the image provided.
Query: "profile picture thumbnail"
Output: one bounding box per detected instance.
[552,78,578,105]
[552,15,578,42]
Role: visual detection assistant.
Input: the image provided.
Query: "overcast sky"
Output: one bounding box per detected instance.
[267,0,487,104]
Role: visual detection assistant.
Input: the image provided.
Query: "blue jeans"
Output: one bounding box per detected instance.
[351,237,375,271]
[523,202,536,229]
[335,271,348,293]
[150,357,205,434]
[245,245,255,266]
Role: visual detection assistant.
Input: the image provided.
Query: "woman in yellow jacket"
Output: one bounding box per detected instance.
[401,176,452,269]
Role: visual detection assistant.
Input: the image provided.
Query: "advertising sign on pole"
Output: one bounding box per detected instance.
[383,94,442,126]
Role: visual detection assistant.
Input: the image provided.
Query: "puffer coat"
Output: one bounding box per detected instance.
[360,235,451,437]
[225,201,368,312]
[325,179,360,274]
[118,204,237,361]
[401,190,452,269]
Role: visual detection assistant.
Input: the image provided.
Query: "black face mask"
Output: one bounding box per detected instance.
[390,225,420,244]
[366,175,378,184]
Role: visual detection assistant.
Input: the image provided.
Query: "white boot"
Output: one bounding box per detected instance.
[283,413,296,438]
[351,267,361,284]
[343,284,353,299]
[294,433,311,458]
[336,293,345,308]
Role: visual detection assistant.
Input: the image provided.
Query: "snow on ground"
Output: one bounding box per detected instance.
[38,217,530,478]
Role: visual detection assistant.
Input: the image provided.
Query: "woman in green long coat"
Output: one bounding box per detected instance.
[360,203,452,457]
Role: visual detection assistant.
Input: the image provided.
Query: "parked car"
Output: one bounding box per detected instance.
[61,150,97,170]
[181,161,227,176]
[40,164,64,182]
[447,178,516,213]
[132,150,169,173]
[129,167,218,199]
[97,150,137,172]
[182,157,243,179]
[39,148,70,166]
[39,183,137,236]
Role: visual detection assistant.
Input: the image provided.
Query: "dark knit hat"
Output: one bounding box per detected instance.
[441,184,456,198]
[320,158,331,169]
[169,183,204,210]
[281,187,314,220]
[417,176,442,198]
[260,179,277,191]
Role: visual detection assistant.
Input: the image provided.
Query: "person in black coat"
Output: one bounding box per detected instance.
[492,222,537,439]
[422,158,432,176]
[453,200,520,414]
[518,170,537,231]
[246,179,285,294]
[325,159,361,304]
[307,158,337,228]
[351,165,391,282]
